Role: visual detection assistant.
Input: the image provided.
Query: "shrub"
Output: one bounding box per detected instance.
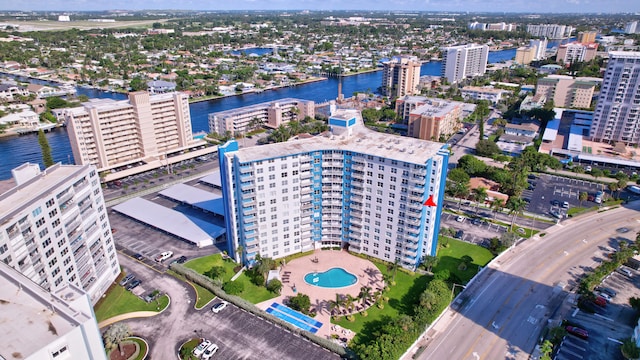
[288,293,311,314]
[433,269,450,281]
[223,281,244,295]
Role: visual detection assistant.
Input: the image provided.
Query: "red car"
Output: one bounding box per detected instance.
[566,326,589,339]
[593,296,607,307]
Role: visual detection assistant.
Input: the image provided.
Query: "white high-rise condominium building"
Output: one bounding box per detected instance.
[0,262,107,360]
[625,21,638,35]
[441,44,489,84]
[529,38,548,60]
[381,55,421,98]
[590,51,640,145]
[218,109,449,270]
[60,91,197,173]
[526,24,573,39]
[0,163,119,304]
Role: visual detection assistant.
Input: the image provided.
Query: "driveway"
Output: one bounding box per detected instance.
[113,254,339,360]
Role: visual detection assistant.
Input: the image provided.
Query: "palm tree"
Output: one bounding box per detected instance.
[421,255,439,272]
[608,182,619,200]
[453,182,469,211]
[345,294,357,313]
[506,197,527,232]
[473,187,488,215]
[491,199,505,220]
[579,192,588,207]
[387,258,400,284]
[358,286,373,306]
[103,323,131,356]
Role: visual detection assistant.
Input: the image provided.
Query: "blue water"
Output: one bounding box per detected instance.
[0,48,515,180]
[266,305,320,333]
[272,302,323,327]
[304,267,357,288]
[229,47,276,56]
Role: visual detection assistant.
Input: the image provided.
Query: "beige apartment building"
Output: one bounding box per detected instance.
[381,55,421,98]
[536,75,596,109]
[556,42,598,64]
[460,86,509,104]
[396,96,462,141]
[515,46,536,65]
[577,31,597,44]
[61,91,196,172]
[208,98,314,136]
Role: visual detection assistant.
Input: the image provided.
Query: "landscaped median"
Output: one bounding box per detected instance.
[94,283,170,326]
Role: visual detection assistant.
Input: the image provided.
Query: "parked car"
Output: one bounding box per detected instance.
[596,292,611,302]
[119,274,135,287]
[551,200,560,206]
[202,343,219,360]
[587,195,595,202]
[155,251,174,263]
[617,266,633,277]
[472,218,482,226]
[597,287,617,298]
[550,210,563,219]
[172,255,188,264]
[456,215,465,222]
[616,227,630,233]
[193,339,212,357]
[454,230,464,239]
[562,201,569,208]
[211,301,228,314]
[133,253,144,261]
[566,326,589,339]
[144,290,161,303]
[593,296,607,307]
[126,279,141,291]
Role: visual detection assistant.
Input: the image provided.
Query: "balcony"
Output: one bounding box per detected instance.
[301,202,313,210]
[242,199,256,207]
[242,207,256,216]
[322,199,342,207]
[300,163,311,171]
[301,217,312,225]
[245,223,258,231]
[240,182,255,191]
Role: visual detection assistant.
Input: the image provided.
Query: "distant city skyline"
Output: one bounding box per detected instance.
[2,0,640,14]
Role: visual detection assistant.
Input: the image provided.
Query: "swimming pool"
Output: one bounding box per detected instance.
[266,302,322,333]
[304,267,358,288]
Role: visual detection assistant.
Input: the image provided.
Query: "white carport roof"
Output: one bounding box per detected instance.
[199,170,222,187]
[113,197,217,248]
[159,183,225,216]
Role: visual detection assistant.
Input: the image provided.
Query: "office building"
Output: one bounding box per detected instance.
[208,98,314,136]
[0,163,119,304]
[536,75,597,109]
[0,261,107,360]
[556,42,598,64]
[218,109,449,270]
[441,44,489,84]
[590,51,640,145]
[577,31,597,44]
[381,56,421,98]
[526,24,573,39]
[625,21,638,35]
[60,91,197,172]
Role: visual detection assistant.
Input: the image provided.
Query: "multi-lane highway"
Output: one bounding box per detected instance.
[415,201,640,360]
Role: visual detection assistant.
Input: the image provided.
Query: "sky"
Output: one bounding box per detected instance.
[2,0,640,13]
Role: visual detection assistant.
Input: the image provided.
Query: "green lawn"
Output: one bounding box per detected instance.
[185,254,276,304]
[334,264,430,336]
[179,338,200,360]
[192,283,216,309]
[435,238,494,283]
[94,285,169,323]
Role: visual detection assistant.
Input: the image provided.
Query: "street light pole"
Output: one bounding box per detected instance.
[451,283,466,301]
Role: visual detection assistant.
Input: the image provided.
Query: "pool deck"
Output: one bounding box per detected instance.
[256,249,384,342]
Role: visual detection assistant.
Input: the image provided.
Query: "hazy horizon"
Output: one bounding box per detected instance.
[2,0,639,14]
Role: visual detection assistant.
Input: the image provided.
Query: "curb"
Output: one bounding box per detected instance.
[98,295,171,328]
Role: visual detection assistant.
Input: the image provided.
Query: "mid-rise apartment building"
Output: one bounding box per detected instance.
[0,163,119,304]
[381,55,421,98]
[515,47,536,65]
[460,86,508,105]
[577,31,597,44]
[468,22,516,31]
[208,98,314,136]
[526,24,573,39]
[590,51,640,145]
[61,91,196,172]
[556,42,598,64]
[406,98,463,141]
[0,262,107,360]
[218,109,449,270]
[536,75,596,109]
[625,21,638,35]
[441,44,489,84]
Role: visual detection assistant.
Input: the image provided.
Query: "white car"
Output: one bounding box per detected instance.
[193,339,212,357]
[202,343,219,359]
[211,301,228,313]
[155,251,173,262]
[596,292,611,301]
[456,215,464,222]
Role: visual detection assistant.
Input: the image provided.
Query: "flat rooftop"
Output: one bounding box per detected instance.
[0,163,90,221]
[0,263,92,359]
[231,111,445,164]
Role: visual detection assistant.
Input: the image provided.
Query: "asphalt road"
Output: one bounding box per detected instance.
[414,201,640,360]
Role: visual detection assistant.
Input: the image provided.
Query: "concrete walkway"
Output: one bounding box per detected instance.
[98,311,162,329]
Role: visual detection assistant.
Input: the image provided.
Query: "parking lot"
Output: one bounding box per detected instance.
[440,212,508,245]
[560,264,639,360]
[523,174,605,218]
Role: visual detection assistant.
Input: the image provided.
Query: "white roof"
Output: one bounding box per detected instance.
[543,119,560,141]
[113,197,217,247]
[199,170,222,187]
[159,183,225,216]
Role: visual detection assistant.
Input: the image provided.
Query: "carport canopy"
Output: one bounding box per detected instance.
[113,197,219,248]
[159,183,225,216]
[199,170,222,188]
